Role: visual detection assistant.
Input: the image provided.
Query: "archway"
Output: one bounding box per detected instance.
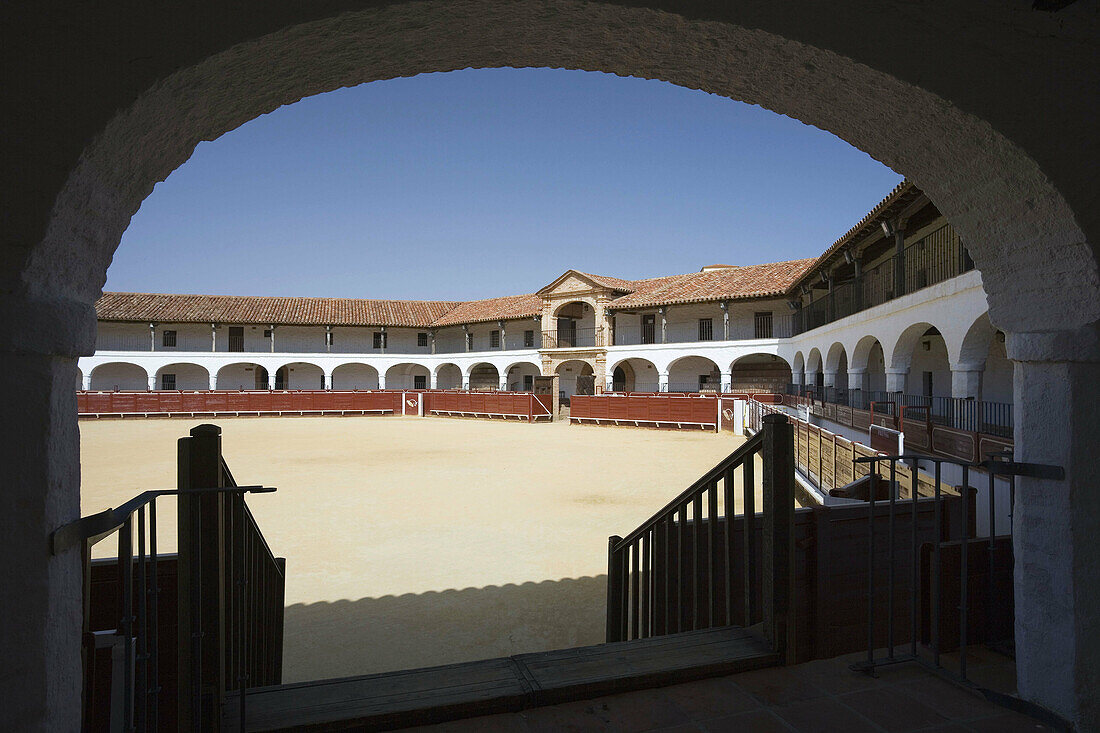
[89,362,148,391]
[825,342,849,399]
[730,354,792,394]
[555,359,595,400]
[503,361,540,392]
[610,357,659,393]
[331,363,380,391]
[551,301,597,348]
[385,362,431,390]
[274,362,325,390]
[154,362,210,391]
[805,348,824,389]
[791,351,805,391]
[467,362,501,391]
[889,322,945,395]
[9,4,1100,727]
[434,363,462,390]
[216,362,269,390]
[666,355,721,393]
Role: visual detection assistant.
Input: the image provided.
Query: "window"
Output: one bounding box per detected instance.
[754,311,774,339]
[698,318,713,341]
[523,374,534,391]
[414,375,427,389]
[162,330,177,347]
[418,332,428,347]
[524,330,534,348]
[228,326,244,352]
[465,333,474,350]
[373,331,387,349]
[490,330,500,348]
[263,329,273,338]
[325,331,334,346]
[641,314,656,344]
[161,373,176,390]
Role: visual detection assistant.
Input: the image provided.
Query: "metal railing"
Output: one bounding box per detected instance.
[794,224,973,335]
[51,424,283,732]
[606,414,795,664]
[850,451,1060,705]
[543,327,603,348]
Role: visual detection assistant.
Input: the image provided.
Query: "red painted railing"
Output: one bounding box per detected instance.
[77,390,404,416]
[423,391,552,421]
[569,394,720,429]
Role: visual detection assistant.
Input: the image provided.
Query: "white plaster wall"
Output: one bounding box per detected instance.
[279,361,325,389]
[983,338,1014,404]
[216,362,266,390]
[330,363,379,390]
[503,362,540,391]
[435,363,463,389]
[89,362,148,390]
[608,357,661,391]
[467,363,500,390]
[908,334,952,397]
[154,362,209,390]
[384,363,431,389]
[667,355,722,391]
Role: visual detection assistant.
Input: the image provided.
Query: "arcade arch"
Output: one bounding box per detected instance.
[467,362,501,391]
[555,359,594,399]
[275,361,325,390]
[666,355,721,393]
[805,348,824,387]
[730,353,792,394]
[331,362,380,391]
[385,362,431,390]
[89,362,147,391]
[610,357,659,393]
[216,362,268,390]
[503,361,541,392]
[551,300,596,347]
[154,362,209,391]
[434,363,462,390]
[825,343,848,393]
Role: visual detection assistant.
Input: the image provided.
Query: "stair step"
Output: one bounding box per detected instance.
[225,626,776,731]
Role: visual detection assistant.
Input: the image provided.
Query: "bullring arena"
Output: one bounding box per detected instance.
[79,413,762,682]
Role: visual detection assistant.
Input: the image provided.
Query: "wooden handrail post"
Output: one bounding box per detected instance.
[761,413,796,664]
[606,536,624,642]
[177,424,226,732]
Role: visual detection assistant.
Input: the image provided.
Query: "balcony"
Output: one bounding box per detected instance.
[793,224,974,336]
[611,315,794,346]
[542,327,603,349]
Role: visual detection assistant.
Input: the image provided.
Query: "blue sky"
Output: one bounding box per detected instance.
[110,68,903,301]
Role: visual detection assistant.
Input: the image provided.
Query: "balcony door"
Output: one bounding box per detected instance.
[641,314,656,344]
[557,317,577,348]
[228,326,244,352]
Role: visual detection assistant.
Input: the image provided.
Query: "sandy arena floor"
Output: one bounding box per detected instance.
[79,415,758,682]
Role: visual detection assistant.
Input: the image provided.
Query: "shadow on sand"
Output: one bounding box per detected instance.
[282,575,607,683]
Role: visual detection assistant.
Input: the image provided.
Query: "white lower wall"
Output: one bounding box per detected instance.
[331,363,379,390]
[90,362,148,390]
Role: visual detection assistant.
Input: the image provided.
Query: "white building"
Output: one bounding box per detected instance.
[79,181,1010,434]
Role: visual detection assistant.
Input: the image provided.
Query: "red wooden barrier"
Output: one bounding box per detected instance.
[76,390,403,417]
[569,394,719,430]
[421,390,550,421]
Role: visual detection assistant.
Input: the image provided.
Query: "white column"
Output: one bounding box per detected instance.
[792,370,803,387]
[498,374,508,391]
[1009,331,1100,728]
[605,371,615,391]
[721,371,732,393]
[499,320,506,351]
[659,307,668,344]
[462,374,471,390]
[377,374,386,390]
[207,374,217,390]
[885,368,908,393]
[848,368,869,392]
[82,374,91,390]
[147,375,157,391]
[267,372,276,390]
[720,301,730,341]
[211,323,216,352]
[658,371,669,392]
[323,373,333,390]
[429,372,438,389]
[822,370,838,388]
[149,322,156,351]
[951,364,983,399]
[269,325,275,353]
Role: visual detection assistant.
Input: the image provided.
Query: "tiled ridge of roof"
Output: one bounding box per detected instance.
[430,293,543,327]
[95,292,463,328]
[608,258,818,310]
[571,271,638,292]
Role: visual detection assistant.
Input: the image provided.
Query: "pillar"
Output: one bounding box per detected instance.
[207,374,217,390]
[822,370,838,388]
[605,371,615,391]
[377,374,386,390]
[462,374,470,390]
[791,370,803,387]
[658,371,669,392]
[269,324,275,353]
[462,324,470,352]
[266,372,276,390]
[499,320,506,351]
[82,374,91,390]
[498,375,508,391]
[885,368,908,393]
[147,375,157,391]
[429,372,438,389]
[720,301,730,341]
[659,307,668,344]
[429,330,436,355]
[951,364,983,399]
[211,323,217,352]
[1009,329,1100,729]
[325,325,332,353]
[848,368,869,393]
[721,371,733,393]
[149,322,156,351]
[323,373,333,390]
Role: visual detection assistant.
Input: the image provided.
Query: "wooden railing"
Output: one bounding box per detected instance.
[606,413,796,663]
[51,424,284,732]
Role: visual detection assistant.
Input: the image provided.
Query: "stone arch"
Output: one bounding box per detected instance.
[385,362,431,390]
[331,362,380,390]
[555,358,595,399]
[825,342,849,393]
[153,362,210,391]
[956,312,996,369]
[89,362,148,391]
[889,323,950,398]
[730,353,792,394]
[550,300,596,345]
[273,360,325,390]
[805,348,824,386]
[888,322,941,372]
[791,351,805,386]
[666,355,721,393]
[609,357,659,393]
[503,360,540,391]
[434,362,463,389]
[466,361,501,390]
[216,362,268,390]
[10,4,1100,727]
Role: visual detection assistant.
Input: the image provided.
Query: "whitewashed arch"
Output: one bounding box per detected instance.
[153,362,210,391]
[330,362,379,390]
[215,362,268,390]
[89,362,148,391]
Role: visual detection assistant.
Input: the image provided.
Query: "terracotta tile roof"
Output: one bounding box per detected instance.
[608,259,818,309]
[787,179,921,291]
[430,293,543,327]
[95,292,462,328]
[571,271,638,292]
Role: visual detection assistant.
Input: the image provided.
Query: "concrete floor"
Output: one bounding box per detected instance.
[406,647,1050,732]
[79,415,759,682]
